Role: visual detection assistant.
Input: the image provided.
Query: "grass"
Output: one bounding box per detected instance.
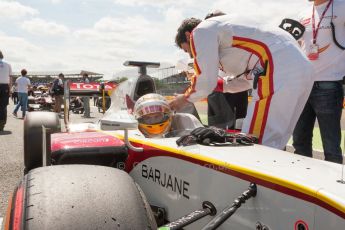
[199,114,345,152]
[288,127,345,152]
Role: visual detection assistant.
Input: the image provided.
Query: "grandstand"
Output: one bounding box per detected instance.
[11,70,103,86]
[112,63,191,95]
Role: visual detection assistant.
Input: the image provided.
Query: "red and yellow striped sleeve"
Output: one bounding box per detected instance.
[184,27,220,103]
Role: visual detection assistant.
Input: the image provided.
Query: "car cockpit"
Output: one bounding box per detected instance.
[124,61,159,101]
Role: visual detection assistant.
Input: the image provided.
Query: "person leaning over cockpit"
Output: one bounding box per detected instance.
[204,10,250,130]
[169,15,314,150]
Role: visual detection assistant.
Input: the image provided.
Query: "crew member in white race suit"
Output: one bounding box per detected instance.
[170,16,314,150]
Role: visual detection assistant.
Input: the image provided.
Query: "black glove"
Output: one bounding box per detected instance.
[176,127,227,146]
[176,134,198,147]
[229,133,259,145]
[176,126,259,147]
[191,126,227,144]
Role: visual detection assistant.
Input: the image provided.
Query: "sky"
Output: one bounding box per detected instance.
[0,0,311,79]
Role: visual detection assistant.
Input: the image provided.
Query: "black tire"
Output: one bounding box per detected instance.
[8,165,157,230]
[24,112,61,173]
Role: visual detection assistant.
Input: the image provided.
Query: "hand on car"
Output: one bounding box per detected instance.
[169,94,189,111]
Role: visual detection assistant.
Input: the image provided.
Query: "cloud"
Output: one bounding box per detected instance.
[74,15,170,48]
[0,34,44,68]
[0,1,39,19]
[113,0,309,28]
[0,0,313,77]
[109,0,311,71]
[73,12,184,62]
[113,0,180,7]
[21,18,70,36]
[51,0,62,4]
[60,11,186,76]
[211,0,310,26]
[164,7,185,24]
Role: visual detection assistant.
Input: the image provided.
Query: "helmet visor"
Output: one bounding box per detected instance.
[138,112,170,125]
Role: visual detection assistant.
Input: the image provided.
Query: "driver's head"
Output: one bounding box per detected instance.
[134,93,172,138]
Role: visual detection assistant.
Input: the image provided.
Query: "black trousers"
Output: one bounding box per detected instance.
[208,90,248,129]
[12,91,18,104]
[223,91,248,120]
[0,84,10,128]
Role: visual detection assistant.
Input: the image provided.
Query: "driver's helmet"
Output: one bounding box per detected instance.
[134,93,172,138]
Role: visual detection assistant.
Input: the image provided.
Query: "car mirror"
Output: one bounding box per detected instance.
[100,112,143,152]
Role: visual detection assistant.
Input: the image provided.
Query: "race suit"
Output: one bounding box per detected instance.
[184,15,314,150]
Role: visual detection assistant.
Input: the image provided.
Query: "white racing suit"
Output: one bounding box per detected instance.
[185,15,314,149]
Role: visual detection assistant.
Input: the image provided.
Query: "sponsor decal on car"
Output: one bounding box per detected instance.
[70,82,116,91]
[142,164,190,199]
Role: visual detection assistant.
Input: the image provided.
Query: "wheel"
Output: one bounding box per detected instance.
[5,165,157,230]
[24,112,61,173]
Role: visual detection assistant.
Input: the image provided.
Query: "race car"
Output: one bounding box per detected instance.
[3,61,345,230]
[27,90,51,111]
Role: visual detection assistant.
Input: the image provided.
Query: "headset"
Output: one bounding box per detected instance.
[279,18,306,40]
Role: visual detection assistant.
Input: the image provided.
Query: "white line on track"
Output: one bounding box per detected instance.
[0,217,3,230]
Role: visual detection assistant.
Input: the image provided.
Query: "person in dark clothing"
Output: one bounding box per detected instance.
[292,0,345,164]
[11,85,18,104]
[82,73,91,118]
[0,50,12,131]
[52,73,64,114]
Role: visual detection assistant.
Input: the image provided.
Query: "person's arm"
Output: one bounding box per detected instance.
[9,65,13,95]
[9,77,13,89]
[184,25,221,103]
[27,79,32,91]
[222,76,252,93]
[9,77,13,96]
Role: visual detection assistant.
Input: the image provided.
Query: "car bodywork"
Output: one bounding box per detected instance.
[4,61,345,230]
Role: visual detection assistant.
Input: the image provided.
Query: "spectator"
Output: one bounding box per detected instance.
[13,69,31,118]
[47,82,53,95]
[52,73,64,114]
[28,85,36,97]
[82,73,90,118]
[0,50,12,131]
[94,96,99,106]
[11,84,18,104]
[170,16,314,150]
[292,0,345,164]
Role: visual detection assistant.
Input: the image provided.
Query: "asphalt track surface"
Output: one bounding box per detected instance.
[0,101,344,218]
